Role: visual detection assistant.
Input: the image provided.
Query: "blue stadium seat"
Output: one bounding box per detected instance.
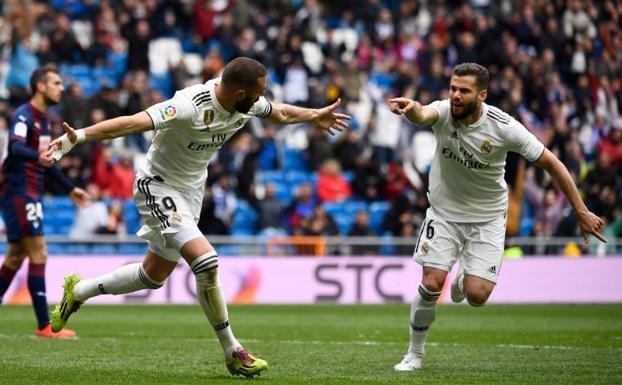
[232,200,258,234]
[520,197,535,236]
[280,147,308,171]
[47,243,62,255]
[344,200,368,216]
[44,196,75,211]
[369,71,396,91]
[334,214,353,235]
[380,233,396,255]
[93,66,118,88]
[119,244,148,255]
[342,171,355,184]
[150,72,173,98]
[217,245,240,256]
[91,244,116,254]
[272,182,292,204]
[63,244,89,254]
[256,170,286,185]
[285,170,311,188]
[369,201,391,233]
[122,200,141,234]
[322,202,345,217]
[44,223,57,235]
[108,52,127,76]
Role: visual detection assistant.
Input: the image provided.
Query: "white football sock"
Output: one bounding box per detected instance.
[73,263,164,302]
[191,252,241,357]
[408,285,441,357]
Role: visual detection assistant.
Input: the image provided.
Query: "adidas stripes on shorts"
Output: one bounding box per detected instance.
[413,208,506,283]
[133,173,204,262]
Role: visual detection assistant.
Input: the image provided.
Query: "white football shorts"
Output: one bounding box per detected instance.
[413,207,506,283]
[133,173,204,262]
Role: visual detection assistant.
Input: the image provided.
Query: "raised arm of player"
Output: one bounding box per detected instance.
[535,148,606,244]
[47,112,153,161]
[388,97,439,126]
[266,98,351,136]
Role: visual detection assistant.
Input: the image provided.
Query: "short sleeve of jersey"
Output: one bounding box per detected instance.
[505,118,545,162]
[145,92,197,131]
[248,96,273,118]
[9,114,29,142]
[428,99,451,132]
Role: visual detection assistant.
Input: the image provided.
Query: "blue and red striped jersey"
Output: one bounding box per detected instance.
[2,103,52,198]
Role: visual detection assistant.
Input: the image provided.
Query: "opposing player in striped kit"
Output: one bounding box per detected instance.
[48,57,350,377]
[0,68,90,338]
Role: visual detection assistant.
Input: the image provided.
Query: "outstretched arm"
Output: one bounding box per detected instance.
[266,98,351,136]
[48,112,153,161]
[535,148,606,244]
[388,97,439,126]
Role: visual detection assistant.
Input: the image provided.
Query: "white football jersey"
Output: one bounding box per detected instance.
[426,99,544,222]
[143,78,272,191]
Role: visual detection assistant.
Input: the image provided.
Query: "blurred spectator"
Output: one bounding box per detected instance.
[257,184,287,234]
[524,167,568,236]
[124,19,151,72]
[316,158,352,202]
[302,206,338,236]
[50,13,84,64]
[6,38,39,105]
[347,210,378,255]
[211,174,237,234]
[383,195,415,236]
[257,124,279,170]
[198,186,229,235]
[108,154,135,200]
[307,125,333,171]
[393,222,416,256]
[382,162,410,201]
[69,184,124,239]
[288,182,315,234]
[597,128,622,168]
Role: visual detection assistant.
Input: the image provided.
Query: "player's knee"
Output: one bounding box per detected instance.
[4,252,25,270]
[421,275,445,293]
[140,262,170,285]
[28,253,48,264]
[191,251,219,284]
[465,290,490,307]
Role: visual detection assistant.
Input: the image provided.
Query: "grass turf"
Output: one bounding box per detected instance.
[0,304,621,385]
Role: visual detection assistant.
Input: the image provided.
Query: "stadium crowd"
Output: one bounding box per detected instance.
[0,0,621,254]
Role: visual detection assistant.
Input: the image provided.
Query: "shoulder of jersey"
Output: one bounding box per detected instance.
[183,83,214,110]
[486,105,512,126]
[13,104,31,122]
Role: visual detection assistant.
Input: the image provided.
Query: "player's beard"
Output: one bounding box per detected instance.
[43,93,61,107]
[451,100,477,120]
[234,96,255,114]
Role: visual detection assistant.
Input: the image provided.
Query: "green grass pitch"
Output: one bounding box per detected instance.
[1,304,621,385]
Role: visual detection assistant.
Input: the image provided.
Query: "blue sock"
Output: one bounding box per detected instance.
[0,264,18,303]
[28,263,50,329]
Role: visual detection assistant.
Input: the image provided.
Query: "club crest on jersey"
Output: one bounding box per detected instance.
[480,140,492,154]
[235,118,244,128]
[203,109,214,125]
[159,105,178,121]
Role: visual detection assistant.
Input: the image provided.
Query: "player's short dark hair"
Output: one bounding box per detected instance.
[221,57,267,89]
[452,63,489,91]
[30,67,59,94]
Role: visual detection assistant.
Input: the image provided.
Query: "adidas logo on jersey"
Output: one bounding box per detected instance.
[487,266,497,274]
[450,131,458,139]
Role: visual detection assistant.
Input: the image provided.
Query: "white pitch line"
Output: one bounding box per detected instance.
[1,334,619,352]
